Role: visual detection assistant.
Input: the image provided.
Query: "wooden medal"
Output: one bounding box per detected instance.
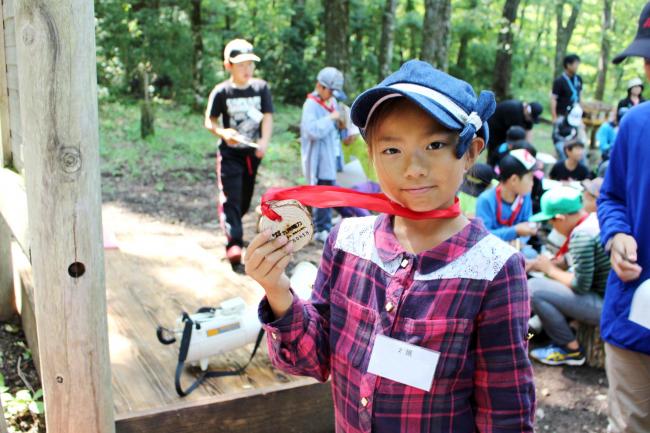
[258,199,314,251]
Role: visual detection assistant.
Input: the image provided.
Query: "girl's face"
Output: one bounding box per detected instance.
[369,101,481,212]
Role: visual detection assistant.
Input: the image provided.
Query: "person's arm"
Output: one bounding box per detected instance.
[251,225,340,382]
[475,193,518,241]
[551,79,561,122]
[256,113,273,158]
[473,254,535,432]
[301,100,338,141]
[597,123,643,282]
[203,87,239,143]
[568,232,597,294]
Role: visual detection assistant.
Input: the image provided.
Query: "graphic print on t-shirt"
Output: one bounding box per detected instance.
[226,96,263,146]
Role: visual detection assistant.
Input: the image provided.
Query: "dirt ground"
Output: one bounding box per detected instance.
[1,164,609,432]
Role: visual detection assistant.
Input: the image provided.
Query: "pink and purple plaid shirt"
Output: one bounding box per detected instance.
[259,214,535,432]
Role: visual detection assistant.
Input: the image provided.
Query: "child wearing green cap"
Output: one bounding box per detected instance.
[527,186,610,365]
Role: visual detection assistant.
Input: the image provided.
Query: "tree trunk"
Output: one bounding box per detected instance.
[324,0,349,75]
[492,0,522,101]
[456,0,479,72]
[554,0,583,78]
[595,0,613,101]
[378,0,398,80]
[140,63,155,138]
[190,0,204,112]
[421,0,452,70]
[577,323,605,369]
[406,0,418,60]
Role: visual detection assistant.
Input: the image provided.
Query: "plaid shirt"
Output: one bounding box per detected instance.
[259,215,535,432]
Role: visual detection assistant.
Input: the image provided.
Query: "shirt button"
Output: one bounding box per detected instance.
[400,258,409,268]
[385,301,394,312]
[360,397,369,407]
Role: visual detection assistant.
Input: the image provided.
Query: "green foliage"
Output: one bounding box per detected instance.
[95,0,650,116]
[1,373,44,432]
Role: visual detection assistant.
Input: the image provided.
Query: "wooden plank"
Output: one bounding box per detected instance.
[4,44,14,65]
[0,3,10,167]
[3,0,13,20]
[0,400,8,433]
[0,217,15,320]
[12,241,40,377]
[0,168,29,256]
[115,381,334,433]
[7,78,21,171]
[15,1,115,433]
[3,18,14,46]
[6,64,17,90]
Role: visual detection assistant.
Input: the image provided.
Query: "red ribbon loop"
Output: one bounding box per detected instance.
[260,186,461,221]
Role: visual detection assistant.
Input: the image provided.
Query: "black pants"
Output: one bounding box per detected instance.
[217,147,261,249]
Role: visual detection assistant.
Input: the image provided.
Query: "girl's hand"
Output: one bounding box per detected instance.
[245,230,294,318]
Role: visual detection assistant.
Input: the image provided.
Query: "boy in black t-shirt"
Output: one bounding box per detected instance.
[204,39,274,267]
[549,139,590,182]
[551,54,583,122]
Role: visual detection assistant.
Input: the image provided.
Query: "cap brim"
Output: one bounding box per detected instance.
[351,87,465,135]
[613,38,650,64]
[530,211,555,223]
[333,89,348,101]
[229,53,261,63]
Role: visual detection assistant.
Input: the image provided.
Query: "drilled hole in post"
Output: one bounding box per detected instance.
[68,262,86,278]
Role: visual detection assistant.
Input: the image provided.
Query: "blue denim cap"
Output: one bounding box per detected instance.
[350,60,496,158]
[317,67,347,101]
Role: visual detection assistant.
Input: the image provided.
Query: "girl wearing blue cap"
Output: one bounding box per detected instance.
[246,60,535,432]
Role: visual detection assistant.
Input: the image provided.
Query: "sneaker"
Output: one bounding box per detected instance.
[226,245,242,266]
[313,230,329,243]
[530,344,586,366]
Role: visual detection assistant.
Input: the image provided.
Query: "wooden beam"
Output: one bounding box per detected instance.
[0,400,8,433]
[0,168,29,257]
[0,1,11,167]
[115,381,334,433]
[0,217,15,320]
[15,2,115,433]
[12,241,40,377]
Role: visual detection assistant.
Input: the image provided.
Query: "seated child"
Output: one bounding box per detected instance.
[549,139,590,182]
[527,186,610,366]
[245,60,535,432]
[495,125,527,162]
[458,162,496,217]
[476,149,539,256]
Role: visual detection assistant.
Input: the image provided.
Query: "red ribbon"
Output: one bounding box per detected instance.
[495,185,524,227]
[306,93,335,113]
[554,213,590,259]
[260,186,461,222]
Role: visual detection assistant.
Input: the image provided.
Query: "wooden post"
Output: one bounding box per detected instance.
[0,217,15,320]
[0,399,8,433]
[15,2,115,433]
[0,0,11,167]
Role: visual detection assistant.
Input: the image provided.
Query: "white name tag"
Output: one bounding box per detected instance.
[367,334,440,392]
[629,279,650,330]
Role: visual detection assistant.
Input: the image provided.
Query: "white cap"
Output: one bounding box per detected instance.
[627,77,644,90]
[224,39,260,64]
[510,149,537,171]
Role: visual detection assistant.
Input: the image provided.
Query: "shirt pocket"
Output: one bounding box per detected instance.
[402,318,473,379]
[331,291,378,368]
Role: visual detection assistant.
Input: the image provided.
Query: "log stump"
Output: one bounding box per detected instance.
[577,323,605,369]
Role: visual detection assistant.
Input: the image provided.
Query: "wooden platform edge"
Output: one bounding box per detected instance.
[115,379,334,433]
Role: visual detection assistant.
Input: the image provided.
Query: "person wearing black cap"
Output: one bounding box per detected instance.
[486,99,543,167]
[598,3,650,432]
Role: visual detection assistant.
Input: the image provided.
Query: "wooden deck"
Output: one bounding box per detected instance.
[101,204,334,432]
[15,204,334,433]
